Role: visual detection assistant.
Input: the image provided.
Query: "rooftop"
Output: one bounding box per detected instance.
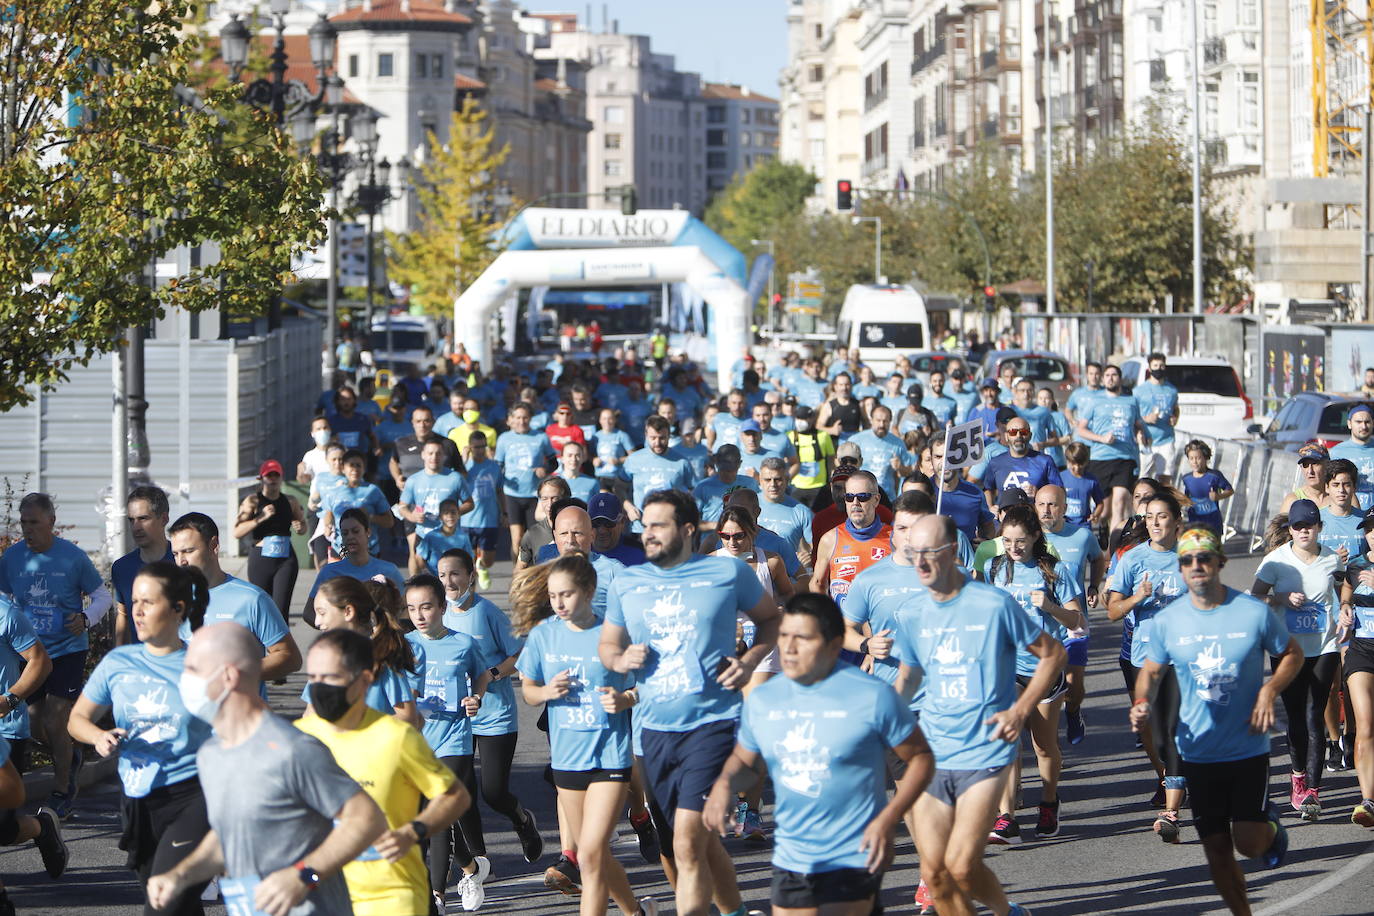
[702,82,778,104]
[332,0,472,29]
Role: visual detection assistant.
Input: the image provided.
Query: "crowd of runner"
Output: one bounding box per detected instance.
[0,338,1373,916]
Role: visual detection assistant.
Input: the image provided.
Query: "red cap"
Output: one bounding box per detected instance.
[259,459,284,478]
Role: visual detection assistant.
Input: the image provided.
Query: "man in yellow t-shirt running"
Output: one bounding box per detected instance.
[297,630,470,916]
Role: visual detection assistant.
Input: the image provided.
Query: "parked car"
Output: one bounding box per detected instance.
[1119,355,1254,440]
[975,349,1076,400]
[1252,392,1374,451]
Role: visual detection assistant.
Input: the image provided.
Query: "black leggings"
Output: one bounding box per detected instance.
[456,733,525,857]
[246,546,298,626]
[428,756,479,893]
[127,779,212,916]
[1274,652,1341,788]
[1121,658,1182,780]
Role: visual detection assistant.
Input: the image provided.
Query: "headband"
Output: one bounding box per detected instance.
[1177,527,1222,557]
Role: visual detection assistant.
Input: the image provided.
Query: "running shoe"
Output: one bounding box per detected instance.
[1289,771,1309,812]
[476,565,492,591]
[433,889,448,916]
[1149,783,1166,809]
[1327,739,1344,772]
[47,791,74,821]
[733,799,750,838]
[33,806,67,878]
[988,813,1021,845]
[629,810,660,863]
[742,808,766,843]
[915,879,936,914]
[636,897,659,916]
[1299,788,1322,823]
[458,856,490,911]
[1008,904,1034,916]
[1066,709,1086,746]
[1152,810,1181,844]
[1261,802,1288,869]
[1352,799,1374,828]
[1035,800,1060,838]
[516,809,544,863]
[1342,736,1356,770]
[543,854,581,896]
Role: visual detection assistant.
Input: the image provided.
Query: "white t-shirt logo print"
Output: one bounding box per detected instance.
[643,590,703,701]
[1188,641,1238,705]
[775,719,830,798]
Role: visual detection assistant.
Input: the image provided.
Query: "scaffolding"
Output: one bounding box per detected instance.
[1312,0,1373,176]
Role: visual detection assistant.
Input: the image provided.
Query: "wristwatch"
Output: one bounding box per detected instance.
[293,862,320,890]
[2,693,18,712]
[488,666,502,681]
[410,820,429,841]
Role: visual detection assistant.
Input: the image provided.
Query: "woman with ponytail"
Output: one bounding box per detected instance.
[69,561,215,915]
[310,576,419,727]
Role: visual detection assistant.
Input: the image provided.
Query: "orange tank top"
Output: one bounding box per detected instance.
[828,523,893,603]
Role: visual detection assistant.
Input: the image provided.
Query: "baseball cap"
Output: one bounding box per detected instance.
[715,444,742,465]
[995,406,1019,425]
[794,404,815,420]
[997,488,1031,508]
[1287,498,1320,527]
[259,459,284,478]
[1359,507,1374,531]
[836,441,863,464]
[1297,442,1329,464]
[951,368,967,380]
[906,385,924,402]
[588,492,622,522]
[831,465,855,484]
[979,377,999,390]
[1350,404,1374,421]
[739,419,762,435]
[679,416,699,436]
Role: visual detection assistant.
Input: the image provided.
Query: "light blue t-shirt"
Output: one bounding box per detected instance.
[1014,403,1055,448]
[307,558,406,611]
[623,448,695,509]
[605,554,765,732]
[416,529,474,576]
[321,483,391,555]
[557,472,600,505]
[1107,543,1185,664]
[0,537,103,660]
[517,616,634,772]
[1319,506,1366,559]
[841,557,927,688]
[591,429,636,479]
[1133,380,1180,446]
[758,497,813,552]
[1147,589,1290,764]
[400,470,472,539]
[692,475,760,524]
[405,628,483,757]
[1331,439,1374,510]
[444,596,523,736]
[711,413,746,452]
[673,441,711,483]
[84,644,211,798]
[461,459,503,530]
[950,387,980,423]
[1083,394,1143,462]
[1063,471,1104,526]
[1042,410,1072,468]
[984,557,1079,675]
[495,432,556,499]
[1044,523,1103,596]
[311,471,347,520]
[893,579,1043,770]
[1067,386,1104,442]
[738,663,915,874]
[848,430,914,499]
[923,394,959,428]
[186,576,290,653]
[0,598,37,739]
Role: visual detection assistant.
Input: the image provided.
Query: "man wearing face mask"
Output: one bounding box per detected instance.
[446,399,497,455]
[296,630,471,916]
[1133,353,1180,485]
[786,406,835,508]
[148,623,387,916]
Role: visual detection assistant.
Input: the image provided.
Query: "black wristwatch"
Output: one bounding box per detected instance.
[294,862,320,890]
[410,820,429,841]
[2,693,18,711]
[488,666,502,681]
[859,637,871,656]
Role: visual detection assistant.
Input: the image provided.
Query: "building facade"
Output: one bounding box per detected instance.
[701,84,780,196]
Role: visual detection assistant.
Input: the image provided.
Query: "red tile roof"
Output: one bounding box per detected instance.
[331,0,472,26]
[455,72,486,90]
[701,82,778,104]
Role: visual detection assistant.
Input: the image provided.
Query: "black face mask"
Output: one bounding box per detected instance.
[1149,369,1166,380]
[309,680,357,722]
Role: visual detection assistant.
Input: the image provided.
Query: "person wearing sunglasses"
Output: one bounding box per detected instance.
[981,418,1063,503]
[1251,499,1343,823]
[544,402,588,456]
[809,472,893,618]
[1131,525,1303,911]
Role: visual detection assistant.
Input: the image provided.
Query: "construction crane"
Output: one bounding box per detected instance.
[1311,0,1373,176]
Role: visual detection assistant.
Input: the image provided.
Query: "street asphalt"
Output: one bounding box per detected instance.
[2,550,1373,914]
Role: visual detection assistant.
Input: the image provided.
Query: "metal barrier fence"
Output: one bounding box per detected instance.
[1164,437,1299,554]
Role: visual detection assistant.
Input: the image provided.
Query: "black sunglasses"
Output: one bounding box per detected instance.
[844,492,876,503]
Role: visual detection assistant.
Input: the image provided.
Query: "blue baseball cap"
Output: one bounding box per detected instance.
[739,419,763,435]
[1288,498,1320,528]
[1350,404,1374,421]
[588,492,622,522]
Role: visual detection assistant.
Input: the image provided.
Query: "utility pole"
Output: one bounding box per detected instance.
[1045,13,1056,315]
[1191,0,1205,314]
[1365,108,1373,322]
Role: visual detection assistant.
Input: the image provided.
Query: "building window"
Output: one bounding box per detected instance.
[604,105,624,123]
[431,54,444,78]
[808,64,824,82]
[348,54,359,78]
[707,151,727,169]
[707,105,726,123]
[416,53,428,79]
[706,129,727,146]
[378,53,394,77]
[604,159,622,176]
[742,108,752,124]
[605,133,621,149]
[813,23,822,40]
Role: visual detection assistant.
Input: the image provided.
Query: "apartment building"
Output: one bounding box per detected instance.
[701,84,781,197]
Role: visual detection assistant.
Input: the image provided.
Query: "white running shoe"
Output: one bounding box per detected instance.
[459,855,490,911]
[637,897,659,916]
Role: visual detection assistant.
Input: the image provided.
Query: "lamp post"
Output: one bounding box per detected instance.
[353,111,403,345]
[852,216,883,284]
[220,1,341,382]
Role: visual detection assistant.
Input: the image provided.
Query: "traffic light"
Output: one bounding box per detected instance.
[620,185,638,216]
[836,180,853,211]
[983,285,997,310]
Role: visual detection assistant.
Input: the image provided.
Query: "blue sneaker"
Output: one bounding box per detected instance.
[1261,802,1287,869]
[1066,710,1086,746]
[1008,904,1034,916]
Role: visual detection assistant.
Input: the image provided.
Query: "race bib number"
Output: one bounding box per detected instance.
[1287,602,1325,635]
[931,663,984,709]
[557,680,608,731]
[29,606,60,637]
[648,652,704,703]
[221,877,271,916]
[259,535,291,559]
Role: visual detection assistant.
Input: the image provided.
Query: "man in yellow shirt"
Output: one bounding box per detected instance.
[447,398,498,454]
[297,630,470,916]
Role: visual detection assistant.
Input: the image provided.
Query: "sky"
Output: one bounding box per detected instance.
[520,0,790,99]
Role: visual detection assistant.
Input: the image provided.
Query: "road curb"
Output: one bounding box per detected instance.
[21,752,119,806]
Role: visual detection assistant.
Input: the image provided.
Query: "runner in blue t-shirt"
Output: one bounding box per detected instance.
[402,574,493,907]
[1321,460,1366,558]
[1329,403,1374,509]
[1132,524,1302,907]
[1132,353,1181,482]
[932,438,995,542]
[112,485,175,647]
[398,441,473,542]
[494,404,557,552]
[1338,514,1374,825]
[319,450,394,559]
[69,561,213,906]
[623,417,696,522]
[890,514,1063,916]
[1179,440,1233,531]
[1065,363,1105,442]
[982,416,1063,497]
[1061,442,1106,527]
[306,509,407,624]
[591,410,636,482]
[457,431,503,591]
[415,501,474,576]
[703,593,932,916]
[601,491,779,916]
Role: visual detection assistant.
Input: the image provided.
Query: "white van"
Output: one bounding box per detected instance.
[836,284,932,375]
[371,315,438,374]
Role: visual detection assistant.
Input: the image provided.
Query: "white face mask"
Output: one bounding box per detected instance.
[178,667,226,724]
[313,430,330,447]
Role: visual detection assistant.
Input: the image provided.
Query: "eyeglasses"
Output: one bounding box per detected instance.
[844,492,876,503]
[906,543,954,560]
[1179,553,1218,567]
[719,531,750,542]
[1006,429,1031,438]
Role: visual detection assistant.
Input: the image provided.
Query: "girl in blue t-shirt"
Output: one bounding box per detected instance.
[1180,440,1234,532]
[1339,520,1374,825]
[310,576,418,726]
[982,505,1084,842]
[69,561,214,910]
[511,554,649,916]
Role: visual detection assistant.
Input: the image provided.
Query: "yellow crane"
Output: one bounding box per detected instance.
[1312,0,1373,176]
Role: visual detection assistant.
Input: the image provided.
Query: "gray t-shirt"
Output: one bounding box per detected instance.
[198,711,361,915]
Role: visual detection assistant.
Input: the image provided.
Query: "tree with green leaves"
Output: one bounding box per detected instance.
[386,100,512,317]
[0,2,328,410]
[704,159,817,257]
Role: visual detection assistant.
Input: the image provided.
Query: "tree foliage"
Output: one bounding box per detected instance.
[386,100,511,317]
[704,159,816,256]
[0,1,329,409]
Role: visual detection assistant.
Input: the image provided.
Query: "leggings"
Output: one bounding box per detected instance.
[127,779,212,916]
[246,546,299,626]
[428,756,479,893]
[1151,665,1183,783]
[455,733,525,857]
[1274,652,1341,788]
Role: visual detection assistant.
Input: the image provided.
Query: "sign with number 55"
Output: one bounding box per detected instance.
[942,420,986,470]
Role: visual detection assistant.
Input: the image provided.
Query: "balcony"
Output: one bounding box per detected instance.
[1205,138,1227,165]
[1203,37,1224,66]
[861,153,889,177]
[864,89,889,113]
[911,37,948,76]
